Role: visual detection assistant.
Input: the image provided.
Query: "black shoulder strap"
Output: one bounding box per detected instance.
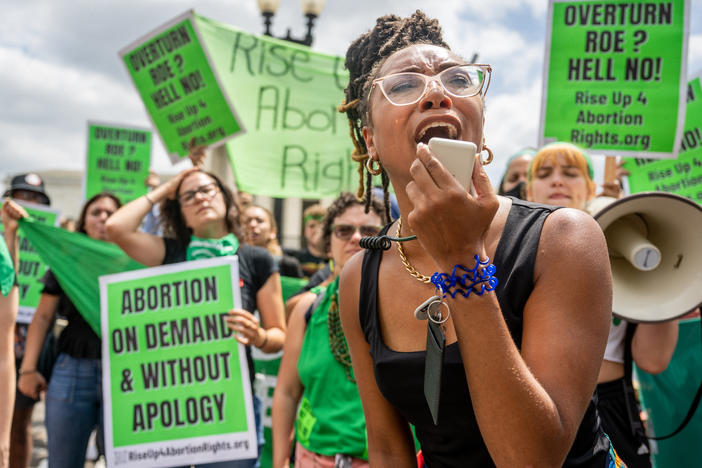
[358,222,392,340]
[648,319,702,441]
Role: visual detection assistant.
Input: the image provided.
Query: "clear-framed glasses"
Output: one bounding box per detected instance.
[331,224,382,241]
[178,183,219,206]
[370,64,492,106]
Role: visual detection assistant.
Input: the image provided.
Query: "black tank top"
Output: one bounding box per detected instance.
[359,198,609,467]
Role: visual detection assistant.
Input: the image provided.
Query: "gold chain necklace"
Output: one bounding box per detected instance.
[396,217,432,284]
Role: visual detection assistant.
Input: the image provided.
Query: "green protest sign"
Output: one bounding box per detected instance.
[623,76,702,203]
[120,11,244,163]
[540,0,689,158]
[193,14,365,198]
[0,202,60,323]
[100,257,256,467]
[85,122,152,203]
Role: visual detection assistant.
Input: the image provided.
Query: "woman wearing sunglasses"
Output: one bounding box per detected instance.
[337,12,617,467]
[272,192,384,468]
[106,167,286,468]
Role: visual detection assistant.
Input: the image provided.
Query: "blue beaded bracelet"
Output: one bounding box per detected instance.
[430,255,498,299]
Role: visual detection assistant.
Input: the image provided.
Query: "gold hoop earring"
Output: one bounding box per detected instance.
[365,157,383,176]
[480,145,494,165]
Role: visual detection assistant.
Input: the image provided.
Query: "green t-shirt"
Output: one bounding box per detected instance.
[296,277,368,459]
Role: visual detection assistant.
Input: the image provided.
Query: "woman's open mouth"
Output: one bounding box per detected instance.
[415,121,459,145]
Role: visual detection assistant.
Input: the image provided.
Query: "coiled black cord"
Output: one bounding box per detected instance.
[359,234,417,250]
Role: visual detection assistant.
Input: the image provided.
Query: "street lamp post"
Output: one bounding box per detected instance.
[254,0,326,248]
[256,0,326,46]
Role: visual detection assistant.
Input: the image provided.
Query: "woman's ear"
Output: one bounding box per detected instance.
[362,126,376,159]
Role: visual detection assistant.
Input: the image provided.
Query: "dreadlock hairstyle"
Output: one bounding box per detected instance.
[339,10,449,222]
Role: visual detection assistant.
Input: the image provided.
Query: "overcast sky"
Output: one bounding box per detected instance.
[1,0,701,190]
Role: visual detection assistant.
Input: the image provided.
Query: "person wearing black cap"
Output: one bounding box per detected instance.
[3,173,51,468]
[3,173,51,206]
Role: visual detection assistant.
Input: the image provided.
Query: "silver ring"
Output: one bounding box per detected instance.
[427,300,450,324]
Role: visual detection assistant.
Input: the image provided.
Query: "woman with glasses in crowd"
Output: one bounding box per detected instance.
[272,192,384,468]
[336,11,618,467]
[106,167,286,468]
[10,193,121,468]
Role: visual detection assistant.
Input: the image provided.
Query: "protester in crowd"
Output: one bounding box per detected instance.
[526,142,679,468]
[105,167,286,468]
[243,205,303,278]
[496,147,536,198]
[284,204,328,278]
[272,193,384,468]
[10,193,121,468]
[141,170,163,235]
[336,11,617,466]
[2,173,52,468]
[237,191,254,210]
[1,200,26,468]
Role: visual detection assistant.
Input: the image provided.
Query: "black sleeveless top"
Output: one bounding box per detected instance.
[359,198,610,467]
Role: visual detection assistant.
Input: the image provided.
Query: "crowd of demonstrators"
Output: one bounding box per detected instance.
[243,205,304,278]
[2,174,54,468]
[1,199,25,468]
[105,165,287,468]
[1,13,695,468]
[283,204,328,279]
[9,194,121,468]
[336,11,617,467]
[525,142,680,468]
[273,193,384,468]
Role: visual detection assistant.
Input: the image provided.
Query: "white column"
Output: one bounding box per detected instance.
[281,197,303,249]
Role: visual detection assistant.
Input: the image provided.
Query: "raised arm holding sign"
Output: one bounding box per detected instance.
[106,165,286,467]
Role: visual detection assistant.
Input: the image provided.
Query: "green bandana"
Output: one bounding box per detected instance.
[186,233,239,260]
[0,234,15,297]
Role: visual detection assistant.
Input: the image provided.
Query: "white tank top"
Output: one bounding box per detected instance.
[603,317,627,363]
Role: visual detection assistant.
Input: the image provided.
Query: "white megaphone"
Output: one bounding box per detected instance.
[586,192,702,323]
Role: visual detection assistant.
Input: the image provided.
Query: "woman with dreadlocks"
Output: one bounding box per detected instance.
[272,193,384,468]
[337,11,620,467]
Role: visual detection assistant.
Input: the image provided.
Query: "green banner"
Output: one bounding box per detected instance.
[0,202,60,323]
[120,11,244,163]
[194,14,363,198]
[85,122,152,203]
[636,318,702,468]
[540,0,689,158]
[18,218,145,336]
[623,76,702,202]
[100,257,257,467]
